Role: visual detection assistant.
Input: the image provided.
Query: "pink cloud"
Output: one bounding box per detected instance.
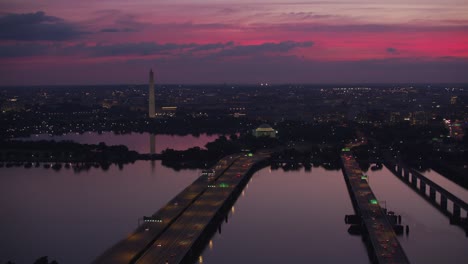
[1,1,468,84]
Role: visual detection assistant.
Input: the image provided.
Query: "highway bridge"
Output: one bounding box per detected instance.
[94,152,270,264]
[384,158,468,231]
[341,151,410,264]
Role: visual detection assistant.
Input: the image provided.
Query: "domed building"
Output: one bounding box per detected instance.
[252,124,277,138]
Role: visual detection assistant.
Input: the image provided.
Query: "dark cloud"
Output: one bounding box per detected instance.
[284,12,336,20]
[82,41,312,58]
[0,11,84,41]
[257,22,468,33]
[190,41,235,52]
[386,47,398,54]
[2,40,313,58]
[88,42,196,56]
[100,28,120,32]
[218,8,239,14]
[100,28,137,33]
[0,43,49,58]
[215,41,314,57]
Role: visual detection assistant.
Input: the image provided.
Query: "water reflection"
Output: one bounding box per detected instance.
[368,167,468,264]
[420,169,468,202]
[16,132,222,153]
[199,166,370,264]
[0,161,199,264]
[150,133,155,171]
[150,133,156,155]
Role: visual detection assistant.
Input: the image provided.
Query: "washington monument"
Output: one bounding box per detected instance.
[148,69,155,118]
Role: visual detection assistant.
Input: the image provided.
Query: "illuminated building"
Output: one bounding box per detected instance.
[410,111,427,125]
[450,96,458,105]
[252,124,277,138]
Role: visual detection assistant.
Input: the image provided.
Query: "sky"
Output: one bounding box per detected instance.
[0,0,468,85]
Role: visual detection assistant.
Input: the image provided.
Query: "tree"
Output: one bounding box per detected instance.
[33,257,48,264]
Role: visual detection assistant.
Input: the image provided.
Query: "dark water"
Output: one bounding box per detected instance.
[200,166,370,264]
[1,158,467,263]
[367,167,468,264]
[199,166,468,264]
[420,169,468,202]
[15,132,221,153]
[0,161,199,264]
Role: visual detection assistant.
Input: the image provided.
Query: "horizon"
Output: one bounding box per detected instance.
[1,81,468,88]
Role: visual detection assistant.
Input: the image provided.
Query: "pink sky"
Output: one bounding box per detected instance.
[1,0,468,84]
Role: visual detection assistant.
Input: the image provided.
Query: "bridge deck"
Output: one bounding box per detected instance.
[135,153,269,264]
[385,158,468,214]
[341,152,410,264]
[93,154,241,264]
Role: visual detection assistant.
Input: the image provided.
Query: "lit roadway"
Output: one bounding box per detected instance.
[93,154,242,264]
[341,152,410,264]
[94,152,269,264]
[135,153,270,264]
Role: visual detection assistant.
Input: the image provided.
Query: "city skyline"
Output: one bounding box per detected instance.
[1,0,468,85]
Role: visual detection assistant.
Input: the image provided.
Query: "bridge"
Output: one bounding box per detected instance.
[384,158,468,230]
[341,151,410,264]
[94,152,270,264]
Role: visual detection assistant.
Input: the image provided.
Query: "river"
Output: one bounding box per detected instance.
[1,149,467,263]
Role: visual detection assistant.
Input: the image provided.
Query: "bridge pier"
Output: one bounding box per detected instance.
[385,159,468,235]
[403,169,409,181]
[453,204,461,220]
[441,195,448,211]
[411,174,418,188]
[420,181,426,195]
[429,187,436,201]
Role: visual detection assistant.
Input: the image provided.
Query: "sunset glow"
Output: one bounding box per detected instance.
[1,0,468,84]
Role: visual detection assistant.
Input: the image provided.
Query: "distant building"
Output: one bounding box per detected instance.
[252,124,276,138]
[229,106,247,118]
[101,99,118,109]
[148,69,155,118]
[389,112,401,124]
[410,111,427,125]
[161,106,177,112]
[157,106,177,117]
[444,119,464,141]
[1,98,24,112]
[450,96,458,105]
